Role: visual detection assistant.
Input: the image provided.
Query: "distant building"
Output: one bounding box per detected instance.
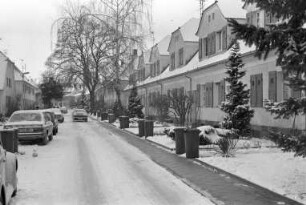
[0,51,39,116]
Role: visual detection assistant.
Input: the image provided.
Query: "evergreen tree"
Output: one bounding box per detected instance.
[221,42,254,137]
[229,0,306,157]
[128,86,144,118]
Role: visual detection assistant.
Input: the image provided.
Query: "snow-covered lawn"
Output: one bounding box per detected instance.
[102,117,306,204]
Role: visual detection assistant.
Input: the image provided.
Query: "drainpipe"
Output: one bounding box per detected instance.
[145,87,148,116]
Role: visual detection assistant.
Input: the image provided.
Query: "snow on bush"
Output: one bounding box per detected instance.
[197,126,223,144]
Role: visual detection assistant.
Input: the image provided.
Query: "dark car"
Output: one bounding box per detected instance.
[72,109,88,122]
[44,110,59,136]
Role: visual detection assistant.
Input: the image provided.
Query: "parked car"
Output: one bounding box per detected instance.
[44,109,59,136]
[51,108,64,123]
[4,110,54,145]
[60,106,68,114]
[0,141,18,205]
[72,109,88,122]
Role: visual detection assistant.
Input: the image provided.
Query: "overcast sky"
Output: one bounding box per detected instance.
[0,0,199,81]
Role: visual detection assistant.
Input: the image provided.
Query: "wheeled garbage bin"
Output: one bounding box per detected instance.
[184,128,200,158]
[174,127,185,154]
[119,116,129,129]
[138,119,145,137]
[144,120,154,138]
[0,128,18,153]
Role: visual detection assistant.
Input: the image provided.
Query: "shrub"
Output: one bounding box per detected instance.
[269,131,306,158]
[215,133,239,157]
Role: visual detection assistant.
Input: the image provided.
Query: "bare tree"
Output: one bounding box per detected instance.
[168,91,193,126]
[46,2,115,112]
[93,0,152,108]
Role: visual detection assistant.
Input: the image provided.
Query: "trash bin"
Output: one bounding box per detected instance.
[101,112,108,121]
[0,128,18,153]
[119,116,129,129]
[174,127,185,154]
[144,120,154,138]
[108,113,116,123]
[138,119,145,137]
[184,128,200,158]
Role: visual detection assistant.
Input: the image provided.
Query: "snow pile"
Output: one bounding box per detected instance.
[197,125,231,144]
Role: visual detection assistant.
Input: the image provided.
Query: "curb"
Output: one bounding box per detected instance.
[90,116,303,205]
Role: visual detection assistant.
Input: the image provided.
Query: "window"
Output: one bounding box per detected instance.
[212,13,215,20]
[6,78,11,88]
[170,53,175,70]
[150,64,153,76]
[179,48,184,66]
[208,15,211,22]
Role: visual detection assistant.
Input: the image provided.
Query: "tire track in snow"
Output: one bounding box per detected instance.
[74,123,106,204]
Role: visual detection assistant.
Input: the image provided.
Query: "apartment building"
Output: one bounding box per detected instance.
[106,0,305,135]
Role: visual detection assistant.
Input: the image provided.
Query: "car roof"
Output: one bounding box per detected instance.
[12,110,45,114]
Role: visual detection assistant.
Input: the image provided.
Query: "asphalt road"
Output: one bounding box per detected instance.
[11,112,214,205]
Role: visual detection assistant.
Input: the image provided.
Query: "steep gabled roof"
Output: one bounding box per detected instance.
[196,0,246,36]
[156,35,171,56]
[180,18,200,42]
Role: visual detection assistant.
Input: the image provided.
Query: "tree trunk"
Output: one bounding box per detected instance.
[89,91,95,113]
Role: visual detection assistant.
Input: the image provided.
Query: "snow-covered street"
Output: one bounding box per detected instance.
[10,113,214,205]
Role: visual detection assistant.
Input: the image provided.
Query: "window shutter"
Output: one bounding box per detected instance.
[196,84,201,107]
[205,83,209,107]
[256,73,263,107]
[205,82,213,107]
[250,75,256,107]
[203,38,207,57]
[222,26,227,51]
[219,80,225,105]
[207,35,211,56]
[268,71,277,102]
[212,32,216,54]
[283,83,290,100]
[276,71,283,101]
[199,39,202,59]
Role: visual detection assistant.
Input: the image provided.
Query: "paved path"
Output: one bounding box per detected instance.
[95,119,303,205]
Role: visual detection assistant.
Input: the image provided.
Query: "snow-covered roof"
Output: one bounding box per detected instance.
[217,0,246,19]
[204,0,246,19]
[125,41,255,90]
[156,35,171,56]
[179,18,200,42]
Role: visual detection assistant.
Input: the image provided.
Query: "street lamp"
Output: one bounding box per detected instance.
[21,71,30,110]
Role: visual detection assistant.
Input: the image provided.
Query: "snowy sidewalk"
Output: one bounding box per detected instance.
[91,116,303,205]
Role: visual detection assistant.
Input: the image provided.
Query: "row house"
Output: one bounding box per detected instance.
[117,0,305,135]
[0,51,38,116]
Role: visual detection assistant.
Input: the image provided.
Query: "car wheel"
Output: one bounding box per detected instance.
[0,190,5,205]
[41,133,49,145]
[12,187,17,197]
[48,132,53,141]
